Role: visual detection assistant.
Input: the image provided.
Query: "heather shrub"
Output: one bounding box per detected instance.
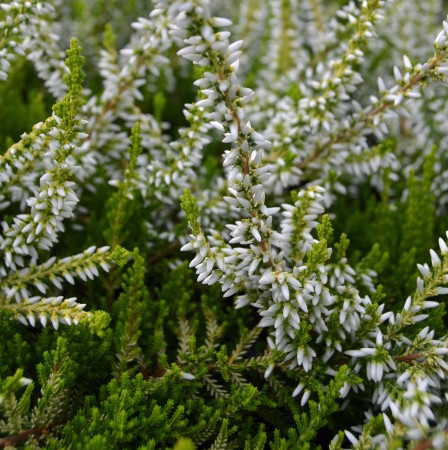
[2,1,448,448]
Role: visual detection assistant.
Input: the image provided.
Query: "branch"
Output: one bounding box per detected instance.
[0,425,52,448]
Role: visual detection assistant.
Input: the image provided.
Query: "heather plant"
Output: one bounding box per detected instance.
[2,0,448,449]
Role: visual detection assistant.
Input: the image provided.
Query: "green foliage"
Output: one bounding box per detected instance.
[181,189,201,235]
[0,338,75,448]
[104,123,145,248]
[113,249,148,378]
[52,38,85,131]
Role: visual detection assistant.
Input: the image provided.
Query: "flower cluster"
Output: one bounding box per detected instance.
[175,0,448,446]
[0,1,66,96]
[0,38,122,329]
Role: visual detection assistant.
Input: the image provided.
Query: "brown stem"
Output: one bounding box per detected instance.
[393,353,423,363]
[413,438,434,450]
[214,60,273,265]
[0,426,52,448]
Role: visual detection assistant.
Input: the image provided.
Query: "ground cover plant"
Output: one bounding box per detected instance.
[2,0,448,448]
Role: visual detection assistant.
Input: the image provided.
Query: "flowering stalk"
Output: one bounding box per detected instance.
[173,3,448,446]
[0,37,85,272]
[0,38,129,329]
[0,245,112,302]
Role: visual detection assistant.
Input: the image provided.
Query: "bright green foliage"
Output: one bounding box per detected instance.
[181,189,201,235]
[52,38,85,140]
[0,338,75,448]
[105,123,144,248]
[113,249,147,378]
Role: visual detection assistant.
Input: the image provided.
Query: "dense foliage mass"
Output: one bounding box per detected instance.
[2,0,448,448]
